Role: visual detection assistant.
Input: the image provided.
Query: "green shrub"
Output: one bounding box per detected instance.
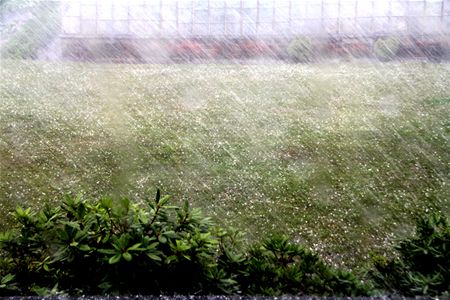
[0,0,33,14]
[1,190,449,296]
[0,191,370,296]
[371,213,450,297]
[373,37,400,61]
[232,236,370,296]
[0,273,17,295]
[287,37,315,62]
[0,192,234,295]
[1,1,60,59]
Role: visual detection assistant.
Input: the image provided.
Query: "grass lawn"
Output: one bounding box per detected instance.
[0,60,449,269]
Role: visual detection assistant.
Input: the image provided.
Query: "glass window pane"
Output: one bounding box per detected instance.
[426,2,443,16]
[226,22,240,35]
[210,1,224,9]
[130,5,146,19]
[291,20,305,34]
[258,23,273,35]
[259,0,272,8]
[308,19,324,33]
[194,9,209,22]
[292,20,322,34]
[391,17,407,31]
[306,3,321,18]
[81,20,96,34]
[391,2,406,17]
[227,0,241,9]
[62,17,80,34]
[242,21,257,35]
[113,21,129,34]
[192,23,207,35]
[243,0,257,8]
[324,3,339,18]
[323,19,338,33]
[65,3,80,17]
[341,3,356,18]
[423,17,441,32]
[179,9,192,23]
[178,1,192,8]
[98,5,112,20]
[211,9,225,22]
[162,6,176,20]
[355,18,372,34]
[259,8,273,22]
[357,1,373,17]
[273,22,290,33]
[193,0,208,10]
[340,18,355,33]
[291,4,307,19]
[178,23,193,35]
[242,8,257,22]
[372,17,389,31]
[81,5,96,20]
[98,20,114,34]
[275,7,289,22]
[225,9,240,23]
[211,23,225,35]
[113,6,128,20]
[373,2,389,16]
[130,21,157,35]
[162,21,178,34]
[408,1,424,16]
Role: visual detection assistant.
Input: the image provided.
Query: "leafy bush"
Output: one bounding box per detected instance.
[0,191,235,295]
[0,191,370,296]
[373,37,400,61]
[2,190,448,296]
[371,213,450,297]
[287,37,315,62]
[227,236,370,296]
[0,273,17,295]
[1,1,60,59]
[0,0,33,14]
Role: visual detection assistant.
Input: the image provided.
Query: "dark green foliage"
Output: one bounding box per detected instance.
[0,192,231,295]
[371,213,450,296]
[373,37,400,61]
[0,191,370,296]
[0,273,17,295]
[287,37,315,62]
[1,191,449,296]
[229,236,369,296]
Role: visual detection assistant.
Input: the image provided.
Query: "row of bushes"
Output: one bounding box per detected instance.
[62,39,285,63]
[287,37,400,62]
[287,36,445,62]
[0,191,448,296]
[0,0,33,14]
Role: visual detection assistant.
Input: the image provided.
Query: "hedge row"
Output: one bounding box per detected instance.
[0,191,448,296]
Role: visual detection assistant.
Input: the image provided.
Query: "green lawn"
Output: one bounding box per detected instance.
[0,60,449,269]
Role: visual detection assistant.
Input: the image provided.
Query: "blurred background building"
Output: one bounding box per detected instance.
[1,0,450,61]
[60,0,450,38]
